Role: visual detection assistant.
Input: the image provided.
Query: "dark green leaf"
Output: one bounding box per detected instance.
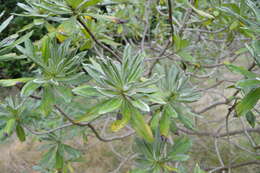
[236,88,260,116]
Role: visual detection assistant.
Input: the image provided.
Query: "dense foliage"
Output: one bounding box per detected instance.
[0,0,259,172]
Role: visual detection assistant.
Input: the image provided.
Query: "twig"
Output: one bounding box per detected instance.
[76,16,122,62]
[167,0,174,41]
[206,160,260,172]
[141,0,152,52]
[178,127,260,138]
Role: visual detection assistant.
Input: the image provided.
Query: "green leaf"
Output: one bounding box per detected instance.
[151,111,161,130]
[169,137,192,156]
[63,144,81,159]
[236,78,260,89]
[0,16,13,33]
[127,102,154,142]
[225,63,257,78]
[16,123,26,142]
[78,0,102,10]
[164,104,178,118]
[131,99,150,112]
[77,98,122,122]
[55,150,64,169]
[55,85,73,103]
[178,113,194,129]
[40,146,56,168]
[40,85,55,116]
[72,85,101,97]
[0,54,26,61]
[21,80,41,97]
[170,154,190,161]
[246,111,256,128]
[0,78,33,87]
[4,118,16,137]
[188,4,215,19]
[160,108,171,137]
[194,164,206,173]
[236,88,260,116]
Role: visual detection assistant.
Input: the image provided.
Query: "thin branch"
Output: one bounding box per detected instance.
[195,100,230,114]
[178,127,260,138]
[76,16,122,62]
[29,95,134,142]
[167,0,174,41]
[23,123,73,135]
[87,123,135,142]
[206,160,260,172]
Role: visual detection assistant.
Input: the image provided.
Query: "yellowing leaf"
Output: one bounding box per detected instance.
[110,113,130,132]
[189,4,215,19]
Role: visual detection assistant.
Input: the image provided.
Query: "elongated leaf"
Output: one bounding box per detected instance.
[0,16,13,33]
[0,54,26,61]
[4,119,16,137]
[72,85,102,97]
[55,85,72,103]
[21,80,41,97]
[189,4,214,19]
[40,85,55,116]
[170,154,189,161]
[160,108,171,137]
[78,0,102,10]
[110,112,130,132]
[169,137,192,156]
[150,111,161,130]
[40,146,56,168]
[129,104,154,142]
[236,87,260,116]
[225,63,257,78]
[194,164,206,173]
[178,113,194,129]
[0,78,33,87]
[246,111,256,128]
[164,104,178,118]
[236,78,260,89]
[131,99,150,112]
[77,98,122,122]
[16,123,26,142]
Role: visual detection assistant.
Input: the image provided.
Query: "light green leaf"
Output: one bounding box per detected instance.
[170,154,189,161]
[127,103,154,142]
[4,118,16,137]
[225,63,257,78]
[164,104,178,118]
[131,99,150,112]
[160,108,171,137]
[55,85,73,103]
[189,4,215,19]
[0,78,34,87]
[77,98,122,122]
[72,85,101,97]
[236,78,260,89]
[21,80,41,97]
[40,85,55,116]
[194,164,206,173]
[0,16,13,33]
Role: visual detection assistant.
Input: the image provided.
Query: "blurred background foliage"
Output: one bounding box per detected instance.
[0,0,45,78]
